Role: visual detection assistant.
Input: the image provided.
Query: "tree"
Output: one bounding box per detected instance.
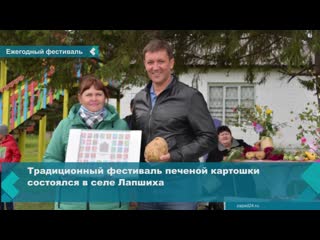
[2,30,320,103]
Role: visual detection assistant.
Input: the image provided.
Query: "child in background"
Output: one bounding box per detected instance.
[0,124,21,210]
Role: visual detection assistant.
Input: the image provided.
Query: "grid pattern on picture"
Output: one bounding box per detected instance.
[77,131,131,162]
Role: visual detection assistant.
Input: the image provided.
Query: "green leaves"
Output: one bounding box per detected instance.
[225,147,244,162]
[292,101,320,148]
[2,30,320,95]
[235,105,285,138]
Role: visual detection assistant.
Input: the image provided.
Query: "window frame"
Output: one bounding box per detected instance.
[207,83,256,125]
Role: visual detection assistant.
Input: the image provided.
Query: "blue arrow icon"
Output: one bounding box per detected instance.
[1,172,19,200]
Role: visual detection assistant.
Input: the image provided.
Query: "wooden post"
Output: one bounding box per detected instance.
[38,115,47,161]
[63,89,69,119]
[1,90,10,126]
[0,60,9,125]
[0,60,7,88]
[18,130,26,161]
[17,82,22,125]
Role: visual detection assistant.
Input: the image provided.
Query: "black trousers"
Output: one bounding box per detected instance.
[208,202,224,210]
[0,172,14,210]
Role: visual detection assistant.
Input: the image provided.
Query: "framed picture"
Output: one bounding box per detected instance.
[66,129,142,163]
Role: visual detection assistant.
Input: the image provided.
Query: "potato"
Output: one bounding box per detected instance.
[254,141,261,150]
[255,151,266,160]
[245,151,256,160]
[144,137,168,162]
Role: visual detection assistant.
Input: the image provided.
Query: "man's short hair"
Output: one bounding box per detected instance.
[143,39,174,60]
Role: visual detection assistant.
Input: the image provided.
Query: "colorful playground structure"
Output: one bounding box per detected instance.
[0,60,68,161]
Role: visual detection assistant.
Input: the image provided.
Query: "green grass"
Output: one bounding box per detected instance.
[16,134,54,210]
[22,134,50,162]
[15,202,54,210]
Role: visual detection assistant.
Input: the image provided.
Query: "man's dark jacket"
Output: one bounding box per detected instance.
[132,75,217,162]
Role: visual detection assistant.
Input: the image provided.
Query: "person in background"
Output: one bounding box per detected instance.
[43,75,129,210]
[0,124,21,210]
[207,125,251,162]
[207,125,252,210]
[132,39,217,210]
[123,99,134,129]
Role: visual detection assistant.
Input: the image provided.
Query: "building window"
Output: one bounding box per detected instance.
[208,84,255,125]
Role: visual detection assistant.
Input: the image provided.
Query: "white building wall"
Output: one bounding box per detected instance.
[119,70,317,149]
[119,85,144,118]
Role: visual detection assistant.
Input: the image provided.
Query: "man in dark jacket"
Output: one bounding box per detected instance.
[132,39,218,210]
